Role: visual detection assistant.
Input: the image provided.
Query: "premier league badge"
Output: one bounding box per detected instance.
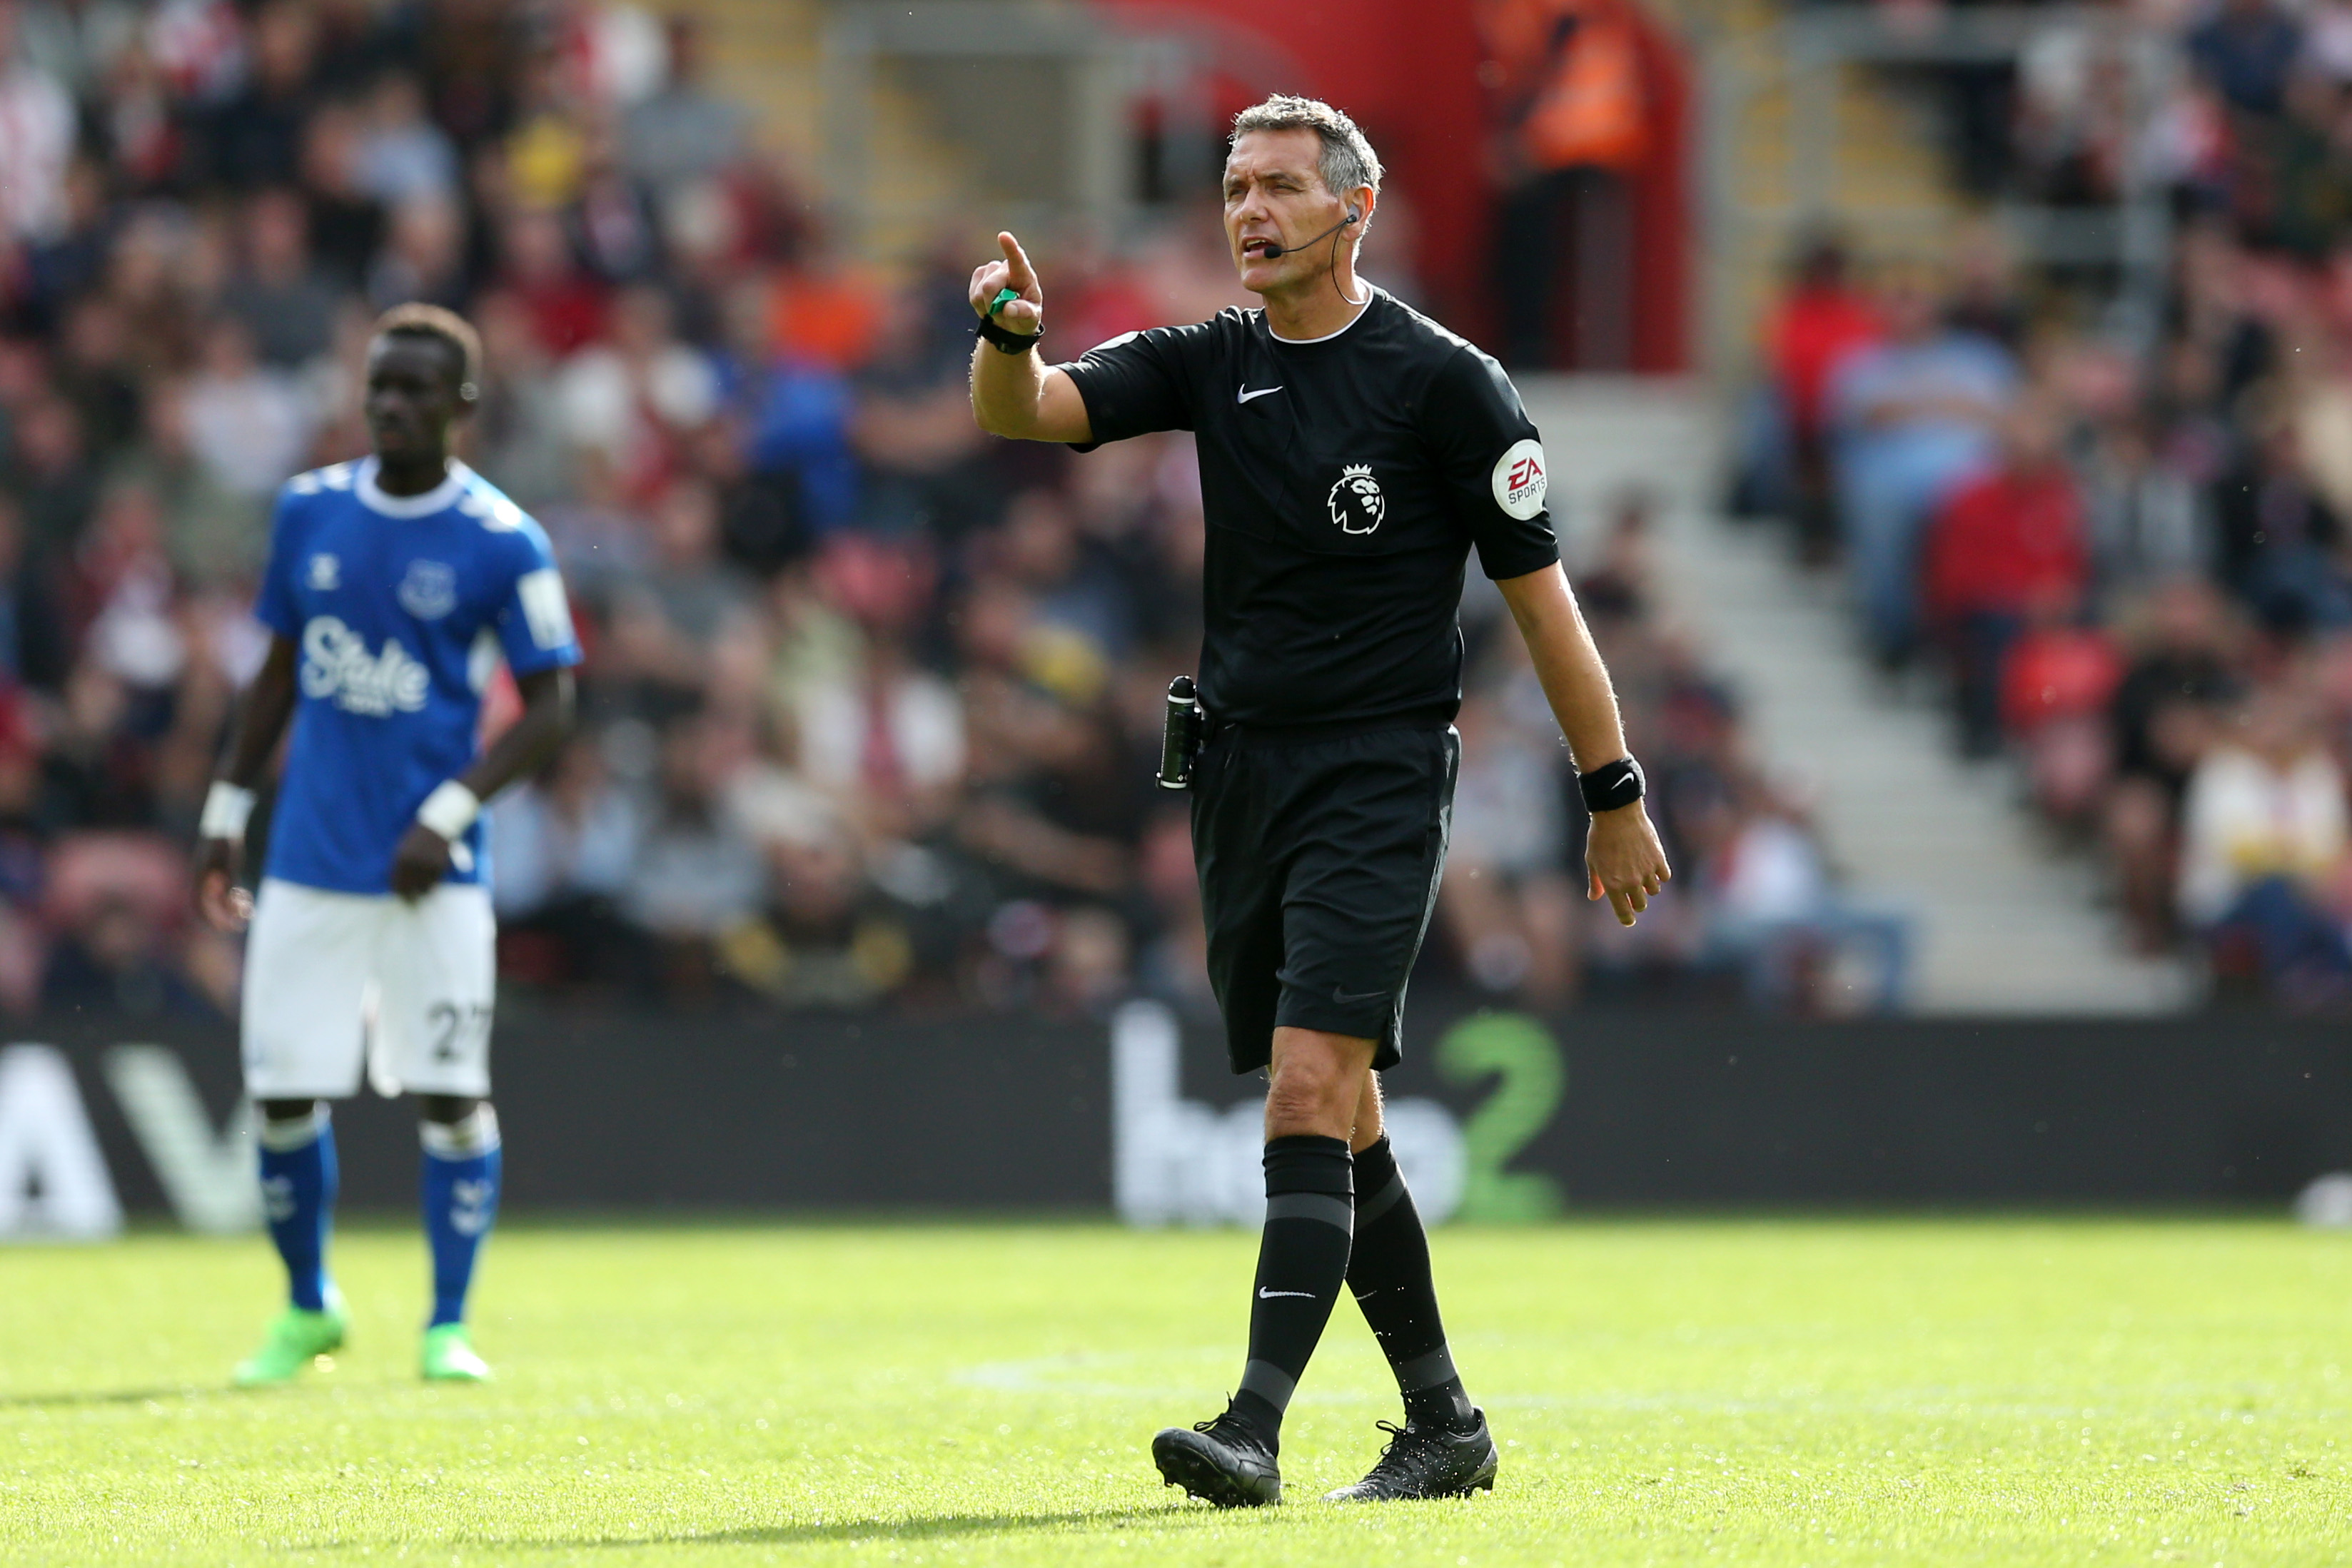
[1327,463,1386,535]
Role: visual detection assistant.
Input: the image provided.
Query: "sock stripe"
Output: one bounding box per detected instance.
[258,1106,330,1153]
[1344,1144,1479,1429]
[1240,1135,1353,1440]
[420,1105,501,1159]
[1395,1343,1459,1392]
[1264,1192,1353,1230]
[1356,1172,1407,1225]
[1238,1358,1298,1410]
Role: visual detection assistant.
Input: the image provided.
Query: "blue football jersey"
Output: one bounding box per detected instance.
[255,458,582,896]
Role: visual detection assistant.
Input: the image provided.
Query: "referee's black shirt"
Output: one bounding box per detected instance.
[1057,288,1560,730]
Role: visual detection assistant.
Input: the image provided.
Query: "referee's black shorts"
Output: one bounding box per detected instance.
[1190,716,1458,1075]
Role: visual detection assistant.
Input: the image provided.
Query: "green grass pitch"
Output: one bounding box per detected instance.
[4,1219,2348,1565]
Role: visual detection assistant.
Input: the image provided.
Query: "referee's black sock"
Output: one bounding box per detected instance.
[1348,1135,1477,1432]
[1229,1134,1354,1452]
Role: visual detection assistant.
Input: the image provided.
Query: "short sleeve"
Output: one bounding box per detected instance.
[1424,346,1562,581]
[253,487,306,639]
[493,522,583,677]
[1054,319,1218,450]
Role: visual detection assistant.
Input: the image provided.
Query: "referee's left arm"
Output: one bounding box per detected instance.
[1424,345,1670,926]
[1497,565,1671,926]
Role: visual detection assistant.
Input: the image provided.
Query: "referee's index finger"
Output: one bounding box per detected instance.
[999,232,1035,290]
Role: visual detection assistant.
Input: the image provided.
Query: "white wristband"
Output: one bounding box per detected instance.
[415,780,481,841]
[200,782,256,840]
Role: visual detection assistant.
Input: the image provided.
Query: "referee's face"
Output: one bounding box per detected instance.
[1223,129,1351,293]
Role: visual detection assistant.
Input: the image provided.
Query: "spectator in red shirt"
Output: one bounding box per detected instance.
[498,206,609,358]
[1925,395,2089,755]
[1765,231,1881,559]
[2000,610,2124,825]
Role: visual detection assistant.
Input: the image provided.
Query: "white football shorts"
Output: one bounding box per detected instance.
[241,877,497,1100]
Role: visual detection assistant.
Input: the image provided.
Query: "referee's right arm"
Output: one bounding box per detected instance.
[967,232,1094,444]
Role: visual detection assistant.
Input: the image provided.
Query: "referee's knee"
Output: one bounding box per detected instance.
[1265,1028,1373,1139]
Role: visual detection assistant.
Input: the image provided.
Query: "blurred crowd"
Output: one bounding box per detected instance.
[1737,0,2352,1006]
[0,0,1887,1023]
[1452,500,1908,1016]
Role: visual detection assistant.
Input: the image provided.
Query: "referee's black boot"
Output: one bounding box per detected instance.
[1324,1409,1499,1502]
[1151,1405,1281,1507]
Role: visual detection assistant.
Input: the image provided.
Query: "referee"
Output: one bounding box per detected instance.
[969,95,1670,1507]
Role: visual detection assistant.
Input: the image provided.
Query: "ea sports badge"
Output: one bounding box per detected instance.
[1491,439,1548,520]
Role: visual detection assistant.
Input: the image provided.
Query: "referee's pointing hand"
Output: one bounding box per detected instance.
[969,232,1044,335]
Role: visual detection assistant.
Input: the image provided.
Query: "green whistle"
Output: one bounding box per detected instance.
[988,287,1022,318]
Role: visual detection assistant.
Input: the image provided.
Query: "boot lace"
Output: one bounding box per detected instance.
[1195,1405,1271,1457]
[1362,1420,1450,1489]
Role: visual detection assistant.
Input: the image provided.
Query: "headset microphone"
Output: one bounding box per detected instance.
[1258,207,1361,260]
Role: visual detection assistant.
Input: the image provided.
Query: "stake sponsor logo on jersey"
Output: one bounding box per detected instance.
[1491,439,1548,520]
[1328,463,1386,535]
[300,616,430,716]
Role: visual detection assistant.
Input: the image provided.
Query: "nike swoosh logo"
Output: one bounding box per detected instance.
[1332,985,1390,1005]
[1236,385,1283,403]
[1258,1288,1315,1299]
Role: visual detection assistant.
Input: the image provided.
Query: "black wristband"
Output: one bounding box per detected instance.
[1578,755,1644,814]
[976,315,1042,354]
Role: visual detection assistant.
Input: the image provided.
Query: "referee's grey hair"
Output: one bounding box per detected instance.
[1231,95,1384,201]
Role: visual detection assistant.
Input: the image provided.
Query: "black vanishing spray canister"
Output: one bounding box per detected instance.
[1157,674,1204,790]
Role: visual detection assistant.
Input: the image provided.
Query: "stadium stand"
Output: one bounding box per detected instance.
[1730,0,2352,1009]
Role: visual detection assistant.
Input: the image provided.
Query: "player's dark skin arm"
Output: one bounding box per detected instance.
[195,634,298,934]
[386,664,575,901]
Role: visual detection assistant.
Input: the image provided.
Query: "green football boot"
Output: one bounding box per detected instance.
[420,1322,492,1382]
[232,1286,348,1387]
